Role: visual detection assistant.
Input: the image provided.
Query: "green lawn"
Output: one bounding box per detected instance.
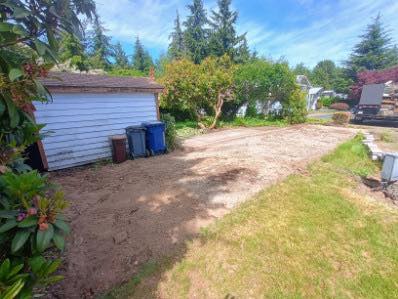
[103,136,398,299]
[175,117,288,138]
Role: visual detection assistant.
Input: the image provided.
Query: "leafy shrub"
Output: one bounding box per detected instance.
[332,112,351,124]
[319,96,336,107]
[161,113,177,151]
[283,89,308,124]
[330,102,349,111]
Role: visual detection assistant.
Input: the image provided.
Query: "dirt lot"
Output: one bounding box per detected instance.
[49,125,356,298]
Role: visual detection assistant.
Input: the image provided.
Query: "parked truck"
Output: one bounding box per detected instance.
[354,82,398,122]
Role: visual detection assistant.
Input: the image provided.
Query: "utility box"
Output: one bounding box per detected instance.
[381,153,398,181]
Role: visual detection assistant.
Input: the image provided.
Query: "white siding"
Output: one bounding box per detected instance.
[34,93,157,170]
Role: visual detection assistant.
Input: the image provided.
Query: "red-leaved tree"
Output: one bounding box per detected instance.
[350,66,398,99]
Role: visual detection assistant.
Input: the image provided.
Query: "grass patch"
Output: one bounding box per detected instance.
[106,136,398,298]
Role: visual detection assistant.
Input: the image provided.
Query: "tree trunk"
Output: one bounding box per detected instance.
[209,93,224,129]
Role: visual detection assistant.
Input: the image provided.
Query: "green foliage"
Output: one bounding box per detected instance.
[132,37,153,72]
[108,68,145,77]
[160,113,177,151]
[160,55,235,128]
[183,0,209,64]
[282,89,308,124]
[318,96,336,107]
[208,0,248,62]
[87,17,113,70]
[234,59,297,118]
[0,1,94,297]
[168,11,186,60]
[113,42,129,69]
[59,33,89,72]
[346,14,398,79]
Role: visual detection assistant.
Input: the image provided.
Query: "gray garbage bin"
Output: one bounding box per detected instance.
[125,126,147,159]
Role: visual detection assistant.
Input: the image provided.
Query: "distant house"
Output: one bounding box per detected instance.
[31,72,163,171]
[296,75,323,110]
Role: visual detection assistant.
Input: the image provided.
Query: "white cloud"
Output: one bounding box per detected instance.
[243,0,398,67]
[93,0,398,66]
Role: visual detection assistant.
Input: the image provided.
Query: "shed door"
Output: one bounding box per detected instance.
[34,92,157,170]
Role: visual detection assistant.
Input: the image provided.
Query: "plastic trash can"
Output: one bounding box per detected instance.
[125,125,147,159]
[142,121,167,155]
[110,135,127,163]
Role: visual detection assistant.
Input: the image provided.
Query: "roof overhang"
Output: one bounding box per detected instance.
[46,86,164,94]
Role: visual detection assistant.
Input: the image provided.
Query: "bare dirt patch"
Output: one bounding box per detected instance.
[48,125,356,298]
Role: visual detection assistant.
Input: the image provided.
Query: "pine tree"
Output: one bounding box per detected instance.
[88,16,113,69]
[235,35,250,63]
[346,14,398,79]
[209,0,241,59]
[184,0,209,64]
[168,10,185,59]
[132,36,153,72]
[113,42,129,68]
[59,32,89,71]
[293,63,311,78]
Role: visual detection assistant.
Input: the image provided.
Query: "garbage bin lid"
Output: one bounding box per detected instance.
[142,121,165,127]
[126,125,146,131]
[110,135,126,140]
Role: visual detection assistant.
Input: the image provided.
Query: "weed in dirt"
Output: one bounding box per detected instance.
[379,131,395,143]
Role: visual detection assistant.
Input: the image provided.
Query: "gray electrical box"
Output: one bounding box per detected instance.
[381,154,398,181]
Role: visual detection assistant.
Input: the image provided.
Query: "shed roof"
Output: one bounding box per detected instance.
[41,72,163,93]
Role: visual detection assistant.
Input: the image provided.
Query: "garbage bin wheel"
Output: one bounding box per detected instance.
[150,149,155,156]
[145,149,151,157]
[130,153,136,160]
[164,148,169,154]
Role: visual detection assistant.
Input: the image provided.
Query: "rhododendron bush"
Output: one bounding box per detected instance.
[0,1,95,297]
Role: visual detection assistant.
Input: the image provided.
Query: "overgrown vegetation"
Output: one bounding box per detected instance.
[160,113,178,150]
[104,136,397,299]
[0,1,95,297]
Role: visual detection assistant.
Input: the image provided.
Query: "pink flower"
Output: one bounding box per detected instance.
[17,213,27,222]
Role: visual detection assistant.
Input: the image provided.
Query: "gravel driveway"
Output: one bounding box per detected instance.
[50,124,356,298]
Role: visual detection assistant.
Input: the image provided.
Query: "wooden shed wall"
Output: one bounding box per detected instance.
[34,92,157,170]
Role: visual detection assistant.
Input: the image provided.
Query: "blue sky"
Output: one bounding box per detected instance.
[93,0,398,68]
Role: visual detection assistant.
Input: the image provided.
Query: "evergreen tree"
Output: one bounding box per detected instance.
[113,42,129,68]
[235,35,251,63]
[184,0,209,64]
[59,32,89,71]
[208,0,246,61]
[293,62,311,78]
[311,60,337,90]
[346,14,398,79]
[87,16,113,69]
[132,36,153,72]
[168,10,185,59]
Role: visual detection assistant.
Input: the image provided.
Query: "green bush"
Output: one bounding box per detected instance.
[319,96,335,107]
[283,89,308,124]
[161,113,177,151]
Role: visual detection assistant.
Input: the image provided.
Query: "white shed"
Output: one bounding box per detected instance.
[32,72,163,171]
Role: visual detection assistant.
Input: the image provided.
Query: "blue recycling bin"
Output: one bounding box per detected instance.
[125,125,147,159]
[142,121,167,155]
